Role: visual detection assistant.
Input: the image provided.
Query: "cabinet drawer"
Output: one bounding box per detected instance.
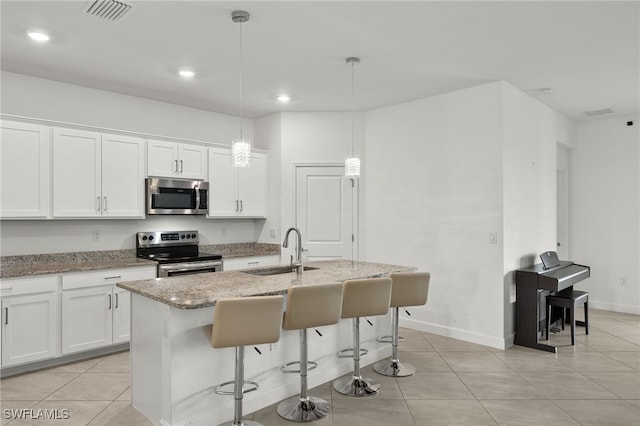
[62,267,155,290]
[0,275,59,296]
[223,255,280,271]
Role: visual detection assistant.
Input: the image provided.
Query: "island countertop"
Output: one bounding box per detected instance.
[117,260,415,309]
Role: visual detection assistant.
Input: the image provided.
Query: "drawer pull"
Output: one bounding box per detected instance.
[4,307,8,325]
[248,261,260,265]
[115,293,119,309]
[108,294,112,310]
[104,275,122,280]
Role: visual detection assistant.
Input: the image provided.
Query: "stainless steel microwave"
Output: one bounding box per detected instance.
[146,178,208,215]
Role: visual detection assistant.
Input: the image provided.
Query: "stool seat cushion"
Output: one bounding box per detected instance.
[211,295,284,349]
[283,283,343,330]
[341,278,392,319]
[548,290,589,303]
[389,272,430,308]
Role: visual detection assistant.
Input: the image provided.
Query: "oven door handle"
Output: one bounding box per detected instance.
[159,260,223,274]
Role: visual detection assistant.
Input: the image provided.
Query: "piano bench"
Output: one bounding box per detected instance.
[546,290,589,345]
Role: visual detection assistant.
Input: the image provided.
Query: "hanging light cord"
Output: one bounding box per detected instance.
[350,60,355,157]
[239,20,244,140]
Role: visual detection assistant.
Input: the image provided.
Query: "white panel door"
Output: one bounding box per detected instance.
[147,139,179,177]
[102,134,145,218]
[238,152,267,217]
[0,121,51,218]
[178,144,207,180]
[52,128,102,217]
[208,148,239,217]
[1,292,59,366]
[295,165,356,261]
[62,287,113,354]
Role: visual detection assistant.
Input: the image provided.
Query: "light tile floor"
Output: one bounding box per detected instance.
[1,309,638,425]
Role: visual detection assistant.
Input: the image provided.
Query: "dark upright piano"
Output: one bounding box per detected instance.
[515,256,590,352]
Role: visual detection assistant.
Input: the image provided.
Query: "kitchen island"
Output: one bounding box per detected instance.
[118,260,415,426]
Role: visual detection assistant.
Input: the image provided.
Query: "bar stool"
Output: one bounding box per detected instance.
[209,295,284,426]
[333,277,392,397]
[373,272,430,377]
[546,289,589,345]
[277,283,344,422]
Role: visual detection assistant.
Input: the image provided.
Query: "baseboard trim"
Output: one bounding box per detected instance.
[399,318,507,350]
[590,301,640,315]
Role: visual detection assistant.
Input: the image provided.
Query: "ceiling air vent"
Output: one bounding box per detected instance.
[83,0,134,23]
[584,108,613,117]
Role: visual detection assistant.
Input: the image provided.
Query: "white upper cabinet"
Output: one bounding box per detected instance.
[0,120,51,218]
[147,140,207,180]
[208,147,267,218]
[52,128,145,218]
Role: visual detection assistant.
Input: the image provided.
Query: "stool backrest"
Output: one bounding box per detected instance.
[389,272,430,308]
[211,295,284,349]
[340,277,392,319]
[283,283,344,331]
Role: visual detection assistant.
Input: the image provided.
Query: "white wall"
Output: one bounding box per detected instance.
[0,71,264,255]
[254,113,282,244]
[571,115,640,314]
[365,82,506,348]
[501,83,577,343]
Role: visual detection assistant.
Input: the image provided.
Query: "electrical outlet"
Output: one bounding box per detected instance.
[269,227,276,238]
[92,230,101,242]
[489,232,498,244]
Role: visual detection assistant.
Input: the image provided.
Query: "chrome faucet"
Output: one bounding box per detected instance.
[282,226,303,276]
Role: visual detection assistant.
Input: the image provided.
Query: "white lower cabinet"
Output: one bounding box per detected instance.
[1,275,59,367]
[223,255,280,271]
[61,267,155,355]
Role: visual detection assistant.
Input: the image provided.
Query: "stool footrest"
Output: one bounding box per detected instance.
[337,348,368,358]
[280,360,318,374]
[214,380,259,396]
[376,335,406,343]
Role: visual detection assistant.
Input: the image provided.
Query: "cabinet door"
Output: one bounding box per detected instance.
[178,144,207,180]
[238,152,267,217]
[208,148,240,217]
[52,128,102,217]
[1,292,59,366]
[0,121,51,218]
[112,288,131,344]
[62,287,113,354]
[102,134,145,218]
[147,140,178,178]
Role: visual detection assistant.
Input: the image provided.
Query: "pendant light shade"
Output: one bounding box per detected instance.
[232,10,251,168]
[345,56,361,178]
[232,138,251,168]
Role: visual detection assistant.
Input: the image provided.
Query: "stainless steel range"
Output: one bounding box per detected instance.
[136,230,223,277]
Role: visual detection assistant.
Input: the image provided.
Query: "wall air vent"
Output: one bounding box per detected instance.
[83,0,134,23]
[584,108,614,117]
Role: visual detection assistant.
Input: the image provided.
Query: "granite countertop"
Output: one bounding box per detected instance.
[0,243,281,279]
[117,260,416,310]
[0,250,157,279]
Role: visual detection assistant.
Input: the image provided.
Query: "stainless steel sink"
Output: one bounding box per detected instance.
[240,265,319,276]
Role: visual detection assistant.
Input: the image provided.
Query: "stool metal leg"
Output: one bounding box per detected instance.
[373,307,416,377]
[333,317,381,397]
[277,328,330,422]
[219,346,262,426]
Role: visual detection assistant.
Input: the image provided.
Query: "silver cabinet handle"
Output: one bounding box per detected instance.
[174,159,179,173]
[108,294,112,310]
[104,275,121,280]
[235,200,239,212]
[115,293,119,309]
[103,196,108,211]
[240,200,243,212]
[180,160,184,173]
[4,307,8,325]
[97,196,101,211]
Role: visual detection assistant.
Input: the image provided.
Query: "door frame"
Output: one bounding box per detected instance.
[292,162,360,261]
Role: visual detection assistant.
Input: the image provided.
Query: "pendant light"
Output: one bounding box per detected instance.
[345,57,361,178]
[231,10,251,168]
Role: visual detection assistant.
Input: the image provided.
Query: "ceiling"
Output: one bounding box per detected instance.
[1,1,638,121]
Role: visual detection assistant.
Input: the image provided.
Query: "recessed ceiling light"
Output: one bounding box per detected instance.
[27,31,50,42]
[277,94,291,103]
[533,87,554,96]
[179,70,195,78]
